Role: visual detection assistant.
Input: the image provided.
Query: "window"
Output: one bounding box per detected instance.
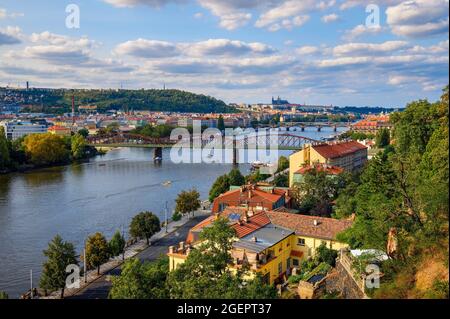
[293,258,299,267]
[278,262,283,275]
[297,238,305,246]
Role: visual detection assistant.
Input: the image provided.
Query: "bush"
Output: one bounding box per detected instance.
[172,211,182,222]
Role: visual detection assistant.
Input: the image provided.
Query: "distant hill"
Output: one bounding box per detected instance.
[0,88,235,114]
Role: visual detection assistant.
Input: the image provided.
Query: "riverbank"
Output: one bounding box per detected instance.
[0,149,104,175]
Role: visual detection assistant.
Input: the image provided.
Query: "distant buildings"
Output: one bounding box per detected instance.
[351,114,392,134]
[289,141,368,186]
[1,120,48,140]
[48,125,72,137]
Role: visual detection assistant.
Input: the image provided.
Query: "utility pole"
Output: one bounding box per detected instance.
[165,201,169,233]
[30,269,33,299]
[83,242,87,284]
[122,224,125,261]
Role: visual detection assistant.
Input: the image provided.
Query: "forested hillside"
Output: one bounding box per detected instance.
[1,88,233,114]
[335,86,449,298]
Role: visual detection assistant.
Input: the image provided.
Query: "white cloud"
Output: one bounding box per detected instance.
[187,39,276,56]
[317,0,336,10]
[343,24,383,41]
[333,41,409,56]
[321,13,339,23]
[339,0,403,10]
[194,12,203,19]
[103,0,185,8]
[0,26,22,45]
[296,45,319,55]
[386,0,449,38]
[0,7,24,19]
[255,0,314,30]
[115,39,180,58]
[115,38,276,58]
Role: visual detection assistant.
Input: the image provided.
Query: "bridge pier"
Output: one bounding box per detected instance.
[301,126,305,132]
[153,147,162,161]
[317,126,321,132]
[334,125,337,132]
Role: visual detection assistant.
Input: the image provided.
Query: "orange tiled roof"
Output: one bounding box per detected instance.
[312,141,367,159]
[212,185,287,212]
[231,212,271,238]
[266,211,353,241]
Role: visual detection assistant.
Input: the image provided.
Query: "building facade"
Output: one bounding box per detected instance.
[289,141,368,187]
[1,121,48,140]
[167,209,352,285]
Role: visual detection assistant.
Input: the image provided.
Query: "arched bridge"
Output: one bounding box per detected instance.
[87,132,320,150]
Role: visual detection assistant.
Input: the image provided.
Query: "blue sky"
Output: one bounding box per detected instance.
[0,0,448,107]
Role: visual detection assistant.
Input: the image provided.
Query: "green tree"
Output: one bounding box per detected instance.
[85,232,110,275]
[277,156,289,172]
[273,173,288,187]
[71,133,87,160]
[175,189,201,217]
[109,230,126,260]
[293,168,345,216]
[0,127,10,170]
[109,257,169,299]
[77,128,89,138]
[23,133,70,166]
[209,174,230,202]
[228,168,245,186]
[0,291,9,299]
[129,211,161,245]
[375,128,390,148]
[39,235,78,299]
[217,115,225,131]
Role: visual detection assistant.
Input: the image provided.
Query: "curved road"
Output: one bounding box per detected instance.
[68,214,208,299]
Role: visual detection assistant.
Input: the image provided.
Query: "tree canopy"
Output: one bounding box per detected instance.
[85,232,110,275]
[335,86,449,298]
[175,189,201,217]
[39,235,78,298]
[129,211,161,245]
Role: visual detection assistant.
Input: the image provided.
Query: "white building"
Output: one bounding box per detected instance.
[1,121,48,140]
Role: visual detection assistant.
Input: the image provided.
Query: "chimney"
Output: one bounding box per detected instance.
[248,190,252,199]
[242,214,248,223]
[169,246,175,254]
[179,241,185,251]
[251,236,258,242]
[313,219,318,226]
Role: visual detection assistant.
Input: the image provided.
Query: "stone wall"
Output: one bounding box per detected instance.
[325,261,367,299]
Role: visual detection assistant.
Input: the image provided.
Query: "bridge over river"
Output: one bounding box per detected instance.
[87,132,322,164]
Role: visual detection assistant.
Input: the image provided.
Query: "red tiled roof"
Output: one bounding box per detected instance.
[312,141,367,159]
[266,211,353,241]
[212,185,287,213]
[231,212,271,238]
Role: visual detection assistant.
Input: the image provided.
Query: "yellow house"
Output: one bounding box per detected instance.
[167,208,353,285]
[289,141,368,187]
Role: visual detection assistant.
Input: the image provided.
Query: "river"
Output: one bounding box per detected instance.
[0,126,348,298]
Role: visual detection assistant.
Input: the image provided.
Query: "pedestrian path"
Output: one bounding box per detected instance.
[41,209,211,299]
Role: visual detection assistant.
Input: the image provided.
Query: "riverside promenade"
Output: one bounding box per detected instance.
[40,210,211,299]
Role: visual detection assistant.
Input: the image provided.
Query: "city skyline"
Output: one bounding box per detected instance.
[0,0,449,107]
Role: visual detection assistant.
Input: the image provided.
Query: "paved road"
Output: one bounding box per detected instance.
[68,215,207,299]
